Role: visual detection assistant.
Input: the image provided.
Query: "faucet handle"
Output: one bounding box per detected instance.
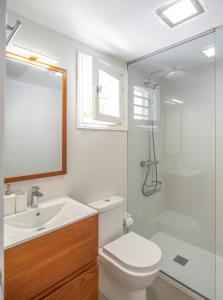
[32,186,40,192]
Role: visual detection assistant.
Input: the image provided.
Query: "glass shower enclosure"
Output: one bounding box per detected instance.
[128,31,216,299]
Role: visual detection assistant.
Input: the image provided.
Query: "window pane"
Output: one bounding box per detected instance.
[99,69,120,117]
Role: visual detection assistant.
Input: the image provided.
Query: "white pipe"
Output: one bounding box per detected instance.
[6,20,21,46]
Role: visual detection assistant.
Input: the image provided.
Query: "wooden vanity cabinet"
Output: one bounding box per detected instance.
[39,264,98,300]
[5,215,98,300]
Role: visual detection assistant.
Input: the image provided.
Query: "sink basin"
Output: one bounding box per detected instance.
[5,202,65,229]
[4,197,97,249]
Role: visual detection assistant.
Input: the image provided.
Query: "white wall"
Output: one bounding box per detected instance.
[0,1,6,298]
[6,10,127,205]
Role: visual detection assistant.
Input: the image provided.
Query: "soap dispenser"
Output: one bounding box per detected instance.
[4,184,16,216]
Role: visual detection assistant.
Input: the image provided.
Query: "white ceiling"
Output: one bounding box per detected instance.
[7,0,223,62]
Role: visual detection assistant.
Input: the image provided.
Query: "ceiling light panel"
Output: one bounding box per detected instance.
[202,46,215,58]
[155,0,205,28]
[172,98,184,104]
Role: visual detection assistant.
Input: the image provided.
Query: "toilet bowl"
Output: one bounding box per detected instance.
[98,232,161,300]
[88,196,162,300]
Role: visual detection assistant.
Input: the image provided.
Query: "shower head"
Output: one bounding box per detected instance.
[166,69,186,80]
[150,67,186,80]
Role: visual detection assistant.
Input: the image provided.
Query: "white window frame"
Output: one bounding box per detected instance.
[77,51,128,131]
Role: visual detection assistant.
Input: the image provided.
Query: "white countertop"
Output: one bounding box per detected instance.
[4,196,97,249]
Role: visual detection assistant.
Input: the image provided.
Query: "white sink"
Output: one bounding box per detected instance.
[5,202,65,229]
[4,197,97,249]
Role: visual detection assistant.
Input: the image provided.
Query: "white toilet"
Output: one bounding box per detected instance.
[89,196,162,300]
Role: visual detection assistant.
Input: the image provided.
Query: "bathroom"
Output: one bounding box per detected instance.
[0,0,223,299]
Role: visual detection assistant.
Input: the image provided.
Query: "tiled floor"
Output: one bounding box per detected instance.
[99,276,195,300]
[148,277,195,300]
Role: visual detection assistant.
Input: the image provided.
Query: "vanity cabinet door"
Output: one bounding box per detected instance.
[42,264,98,300]
[5,215,98,300]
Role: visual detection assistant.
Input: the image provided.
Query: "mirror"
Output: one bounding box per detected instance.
[5,52,67,183]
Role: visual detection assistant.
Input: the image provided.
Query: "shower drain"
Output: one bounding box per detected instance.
[173,255,189,266]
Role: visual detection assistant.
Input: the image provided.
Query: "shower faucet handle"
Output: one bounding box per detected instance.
[140,160,159,167]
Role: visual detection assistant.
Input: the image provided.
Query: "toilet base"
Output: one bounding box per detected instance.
[99,263,147,300]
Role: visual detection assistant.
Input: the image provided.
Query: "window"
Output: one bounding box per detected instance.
[133,85,159,128]
[77,52,127,130]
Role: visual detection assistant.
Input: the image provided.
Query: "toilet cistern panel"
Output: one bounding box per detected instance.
[88,196,125,247]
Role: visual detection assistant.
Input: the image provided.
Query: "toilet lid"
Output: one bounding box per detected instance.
[102,232,162,273]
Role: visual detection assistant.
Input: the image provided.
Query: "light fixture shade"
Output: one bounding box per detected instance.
[10,44,58,65]
[155,0,205,28]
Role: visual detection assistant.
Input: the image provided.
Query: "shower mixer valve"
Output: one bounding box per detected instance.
[140,159,162,195]
[140,160,159,167]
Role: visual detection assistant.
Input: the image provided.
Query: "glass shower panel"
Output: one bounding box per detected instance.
[128,32,216,299]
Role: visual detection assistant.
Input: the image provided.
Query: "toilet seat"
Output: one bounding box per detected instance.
[99,232,162,274]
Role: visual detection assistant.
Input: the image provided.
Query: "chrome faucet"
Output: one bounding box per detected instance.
[31,186,43,208]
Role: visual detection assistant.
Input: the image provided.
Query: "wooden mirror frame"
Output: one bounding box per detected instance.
[5,52,67,183]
